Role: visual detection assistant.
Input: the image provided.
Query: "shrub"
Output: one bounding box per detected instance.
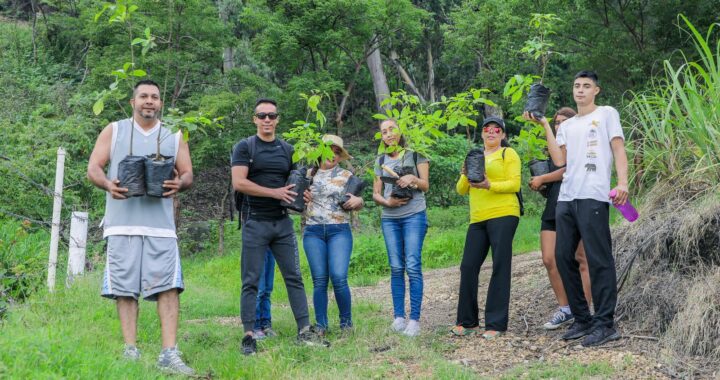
[0,220,49,317]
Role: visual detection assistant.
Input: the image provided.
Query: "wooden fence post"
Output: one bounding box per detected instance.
[47,147,65,292]
[66,211,88,287]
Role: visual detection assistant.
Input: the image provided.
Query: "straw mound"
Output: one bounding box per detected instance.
[613,180,720,373]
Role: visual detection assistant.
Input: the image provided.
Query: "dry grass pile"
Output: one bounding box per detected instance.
[612,180,720,373]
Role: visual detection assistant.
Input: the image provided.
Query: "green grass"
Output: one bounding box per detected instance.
[0,208,586,379]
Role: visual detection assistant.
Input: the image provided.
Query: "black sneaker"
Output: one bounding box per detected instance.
[581,326,621,347]
[241,334,257,356]
[297,325,330,347]
[562,320,594,340]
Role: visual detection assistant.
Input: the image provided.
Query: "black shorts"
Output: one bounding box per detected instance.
[540,218,556,232]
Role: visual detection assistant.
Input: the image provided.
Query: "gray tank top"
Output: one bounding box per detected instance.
[103,118,179,238]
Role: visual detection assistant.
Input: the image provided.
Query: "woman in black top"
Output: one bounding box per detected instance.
[528,107,592,330]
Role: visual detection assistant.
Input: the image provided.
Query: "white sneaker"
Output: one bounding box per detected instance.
[403,320,421,337]
[391,317,407,332]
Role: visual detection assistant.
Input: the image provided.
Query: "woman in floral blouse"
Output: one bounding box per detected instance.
[303,134,363,333]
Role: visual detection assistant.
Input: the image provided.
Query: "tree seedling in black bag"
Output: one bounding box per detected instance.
[503,13,562,119]
[280,167,310,212]
[339,175,366,209]
[464,148,485,183]
[144,124,177,198]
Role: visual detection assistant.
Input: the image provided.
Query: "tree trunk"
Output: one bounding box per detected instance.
[335,61,363,137]
[366,36,391,112]
[389,50,425,102]
[426,42,435,102]
[218,1,234,73]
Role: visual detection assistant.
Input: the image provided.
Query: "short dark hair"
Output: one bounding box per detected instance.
[574,70,600,86]
[255,98,278,112]
[133,79,161,97]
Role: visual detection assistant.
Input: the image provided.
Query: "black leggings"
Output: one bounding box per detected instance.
[456,216,519,331]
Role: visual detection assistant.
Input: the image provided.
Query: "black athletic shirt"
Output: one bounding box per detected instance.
[541,159,563,222]
[231,137,296,220]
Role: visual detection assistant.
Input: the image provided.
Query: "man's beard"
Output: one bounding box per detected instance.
[139,109,158,120]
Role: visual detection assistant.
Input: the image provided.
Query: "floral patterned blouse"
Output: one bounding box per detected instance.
[304,166,353,225]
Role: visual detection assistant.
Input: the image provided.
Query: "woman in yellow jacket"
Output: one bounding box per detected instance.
[452,116,521,340]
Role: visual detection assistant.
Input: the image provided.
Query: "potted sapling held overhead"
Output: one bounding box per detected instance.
[281,93,335,212]
[503,13,562,119]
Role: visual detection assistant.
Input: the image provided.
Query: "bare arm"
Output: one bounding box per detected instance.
[610,137,629,205]
[231,165,297,204]
[523,112,565,166]
[529,167,564,191]
[87,123,128,199]
[372,176,407,208]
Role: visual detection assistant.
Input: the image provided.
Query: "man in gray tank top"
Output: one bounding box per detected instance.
[87,80,195,376]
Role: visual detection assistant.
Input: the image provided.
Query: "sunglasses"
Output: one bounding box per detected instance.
[255,112,279,120]
[483,126,502,134]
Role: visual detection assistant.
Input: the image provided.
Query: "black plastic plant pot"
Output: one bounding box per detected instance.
[118,155,147,197]
[528,159,550,177]
[281,168,310,212]
[144,155,175,198]
[524,83,551,118]
[390,166,414,200]
[339,175,367,208]
[464,148,485,183]
[529,159,550,196]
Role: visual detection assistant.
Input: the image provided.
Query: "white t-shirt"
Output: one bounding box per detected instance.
[556,106,625,203]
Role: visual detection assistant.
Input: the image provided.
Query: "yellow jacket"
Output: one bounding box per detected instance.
[457,147,521,223]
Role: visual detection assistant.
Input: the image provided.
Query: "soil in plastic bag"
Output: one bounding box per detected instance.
[465,148,485,183]
[145,155,176,197]
[390,166,415,199]
[281,167,310,212]
[529,159,550,198]
[524,83,551,118]
[339,175,367,208]
[118,155,147,197]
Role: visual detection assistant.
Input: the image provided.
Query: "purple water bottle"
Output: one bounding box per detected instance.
[609,189,639,222]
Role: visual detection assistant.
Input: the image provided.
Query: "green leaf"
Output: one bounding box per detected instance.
[93,98,104,115]
[131,69,147,77]
[131,38,144,45]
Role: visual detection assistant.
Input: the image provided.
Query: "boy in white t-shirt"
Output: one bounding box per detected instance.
[525,71,629,347]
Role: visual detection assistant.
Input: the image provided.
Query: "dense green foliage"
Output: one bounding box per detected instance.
[1,0,719,329]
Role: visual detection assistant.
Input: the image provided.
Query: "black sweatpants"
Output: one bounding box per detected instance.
[240,216,310,332]
[555,199,617,328]
[456,216,519,331]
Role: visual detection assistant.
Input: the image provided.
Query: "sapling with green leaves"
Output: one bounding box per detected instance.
[503,13,562,118]
[92,0,221,197]
[280,93,335,211]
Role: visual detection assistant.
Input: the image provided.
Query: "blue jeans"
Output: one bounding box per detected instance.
[254,249,275,330]
[303,223,353,329]
[381,210,428,321]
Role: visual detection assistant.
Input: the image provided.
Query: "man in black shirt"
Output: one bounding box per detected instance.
[231,99,326,355]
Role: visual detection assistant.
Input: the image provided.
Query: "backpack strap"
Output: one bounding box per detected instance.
[501,148,524,216]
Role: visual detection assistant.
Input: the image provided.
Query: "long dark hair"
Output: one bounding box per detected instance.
[379,118,406,148]
[551,107,577,135]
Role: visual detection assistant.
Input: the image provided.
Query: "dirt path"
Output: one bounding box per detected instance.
[353,252,670,379]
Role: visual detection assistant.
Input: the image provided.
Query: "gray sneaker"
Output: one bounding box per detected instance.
[157,347,195,376]
[543,309,574,330]
[122,344,141,361]
[297,325,330,347]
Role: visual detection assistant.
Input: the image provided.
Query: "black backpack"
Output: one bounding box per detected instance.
[501,148,525,216]
[231,135,292,228]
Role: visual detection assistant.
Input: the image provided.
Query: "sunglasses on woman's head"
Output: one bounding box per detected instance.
[483,126,502,134]
[255,112,279,120]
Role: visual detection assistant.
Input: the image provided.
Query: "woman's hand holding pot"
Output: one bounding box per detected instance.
[529,176,545,191]
[342,194,363,210]
[396,174,418,189]
[470,178,491,190]
[385,196,409,208]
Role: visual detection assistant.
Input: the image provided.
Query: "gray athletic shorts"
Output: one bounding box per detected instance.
[101,235,185,301]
